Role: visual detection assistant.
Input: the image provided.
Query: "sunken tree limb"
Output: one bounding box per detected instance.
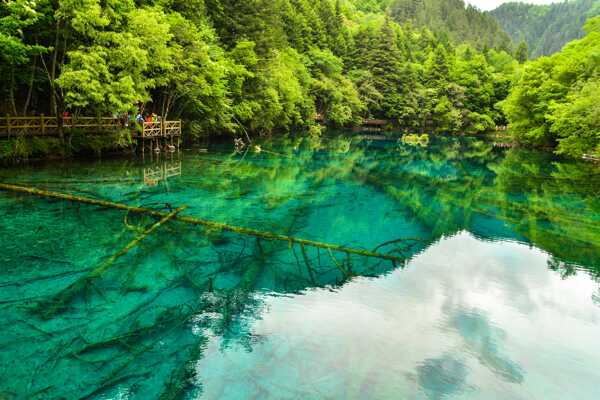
[0,183,405,263]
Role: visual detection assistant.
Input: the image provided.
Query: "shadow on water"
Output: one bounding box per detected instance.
[0,133,599,398]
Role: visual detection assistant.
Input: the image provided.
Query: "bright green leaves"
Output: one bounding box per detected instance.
[504,16,600,156]
[161,13,230,132]
[57,0,112,36]
[1,0,523,137]
[0,0,41,64]
[306,47,363,126]
[57,5,174,113]
[58,48,113,108]
[551,79,600,157]
[515,41,528,64]
[347,16,509,134]
[244,48,315,134]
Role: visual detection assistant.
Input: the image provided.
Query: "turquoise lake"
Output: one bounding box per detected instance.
[1,134,599,399]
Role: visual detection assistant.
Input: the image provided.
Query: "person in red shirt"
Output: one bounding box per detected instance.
[63,111,71,126]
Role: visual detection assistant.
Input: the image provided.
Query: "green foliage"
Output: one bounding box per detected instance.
[0,0,41,64]
[69,129,133,156]
[0,136,63,162]
[549,79,600,157]
[347,18,511,133]
[57,4,174,113]
[387,0,513,51]
[1,0,524,142]
[306,47,364,126]
[504,16,600,157]
[491,0,600,58]
[515,41,528,63]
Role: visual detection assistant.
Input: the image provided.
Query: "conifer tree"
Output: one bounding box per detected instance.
[515,40,529,63]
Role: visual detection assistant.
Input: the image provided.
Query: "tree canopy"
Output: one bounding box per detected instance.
[503,16,600,158]
[0,0,523,139]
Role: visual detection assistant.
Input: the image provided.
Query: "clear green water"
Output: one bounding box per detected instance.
[1,134,599,399]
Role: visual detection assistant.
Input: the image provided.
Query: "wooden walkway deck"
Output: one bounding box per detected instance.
[0,116,181,139]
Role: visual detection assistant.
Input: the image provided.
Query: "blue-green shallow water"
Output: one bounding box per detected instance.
[1,134,599,399]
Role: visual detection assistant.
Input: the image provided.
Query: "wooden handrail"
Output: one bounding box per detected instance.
[0,115,182,138]
[142,120,181,138]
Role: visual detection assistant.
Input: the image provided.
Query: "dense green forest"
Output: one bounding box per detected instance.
[503,16,600,158]
[0,0,598,158]
[0,0,516,138]
[491,0,600,58]
[386,0,513,51]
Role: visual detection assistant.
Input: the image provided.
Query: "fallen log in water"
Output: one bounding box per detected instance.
[38,205,187,318]
[0,183,404,263]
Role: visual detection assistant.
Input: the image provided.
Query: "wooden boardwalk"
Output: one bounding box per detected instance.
[0,115,182,152]
[0,116,122,136]
[0,116,181,137]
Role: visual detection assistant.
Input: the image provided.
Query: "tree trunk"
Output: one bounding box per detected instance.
[9,68,18,115]
[23,56,38,115]
[50,19,60,118]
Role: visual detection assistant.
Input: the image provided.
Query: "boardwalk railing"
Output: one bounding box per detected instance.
[141,121,182,139]
[142,122,163,138]
[0,116,126,136]
[0,115,181,139]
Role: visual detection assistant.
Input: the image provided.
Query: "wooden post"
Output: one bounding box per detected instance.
[41,114,45,135]
[6,114,11,136]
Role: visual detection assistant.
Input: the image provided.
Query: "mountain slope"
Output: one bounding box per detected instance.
[490,0,600,58]
[349,0,513,51]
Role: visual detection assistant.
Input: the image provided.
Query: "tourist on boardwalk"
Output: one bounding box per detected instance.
[63,111,71,125]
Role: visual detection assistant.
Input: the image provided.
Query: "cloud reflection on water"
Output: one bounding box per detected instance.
[196,232,600,399]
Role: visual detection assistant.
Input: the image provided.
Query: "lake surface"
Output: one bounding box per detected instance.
[1,134,599,399]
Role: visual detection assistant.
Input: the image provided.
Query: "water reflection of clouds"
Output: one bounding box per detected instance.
[452,310,524,384]
[196,232,600,399]
[416,354,469,399]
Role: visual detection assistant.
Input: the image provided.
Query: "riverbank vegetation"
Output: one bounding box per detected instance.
[503,17,600,158]
[0,0,598,157]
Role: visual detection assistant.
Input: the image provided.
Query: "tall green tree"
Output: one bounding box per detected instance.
[515,40,529,63]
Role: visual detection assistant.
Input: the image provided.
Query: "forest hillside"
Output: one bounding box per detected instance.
[491,0,600,58]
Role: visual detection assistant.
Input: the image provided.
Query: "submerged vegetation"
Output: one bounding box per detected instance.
[1,0,599,396]
[1,135,599,397]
